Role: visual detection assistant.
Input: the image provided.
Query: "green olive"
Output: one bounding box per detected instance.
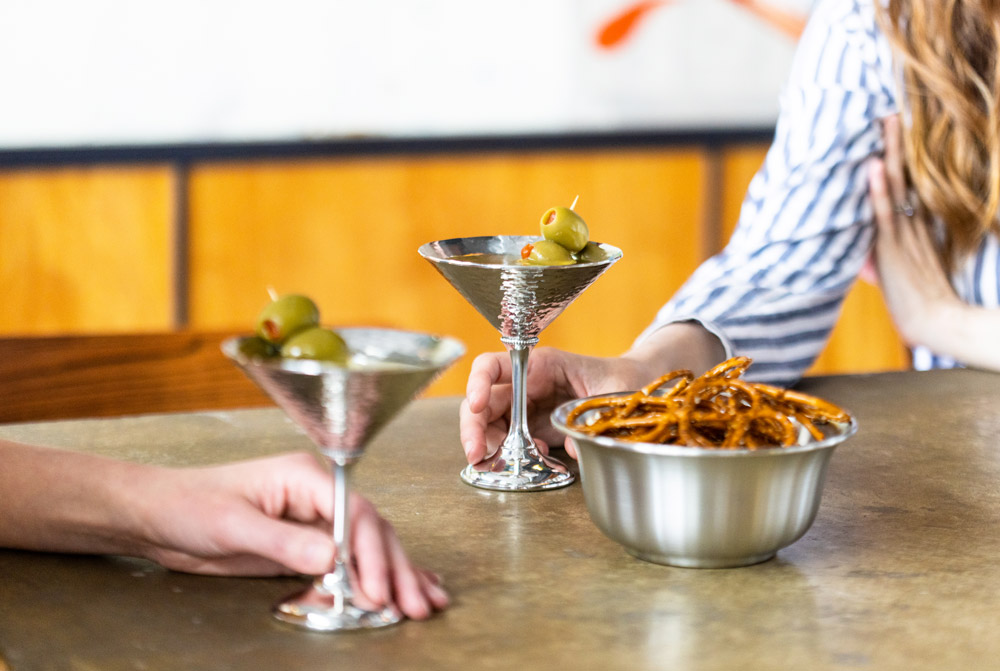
[280,326,349,364]
[520,239,576,266]
[539,206,589,253]
[575,242,608,263]
[255,294,320,345]
[237,336,278,359]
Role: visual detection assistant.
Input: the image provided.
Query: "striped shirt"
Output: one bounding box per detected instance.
[636,0,1000,386]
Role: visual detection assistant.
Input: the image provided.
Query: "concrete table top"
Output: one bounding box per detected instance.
[1,368,999,670]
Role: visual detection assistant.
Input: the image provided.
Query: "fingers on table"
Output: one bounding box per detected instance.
[350,497,448,620]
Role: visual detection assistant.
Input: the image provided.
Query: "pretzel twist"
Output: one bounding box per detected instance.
[564,357,850,449]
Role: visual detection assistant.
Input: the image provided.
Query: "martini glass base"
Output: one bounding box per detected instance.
[460,452,575,492]
[272,584,402,632]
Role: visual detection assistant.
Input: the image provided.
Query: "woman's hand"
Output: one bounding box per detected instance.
[459,322,727,463]
[460,348,648,463]
[867,114,1000,371]
[135,451,448,619]
[868,115,959,345]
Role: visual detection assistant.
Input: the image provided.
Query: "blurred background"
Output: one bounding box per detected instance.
[0,0,905,399]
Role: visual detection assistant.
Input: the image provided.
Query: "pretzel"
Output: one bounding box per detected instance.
[565,357,851,449]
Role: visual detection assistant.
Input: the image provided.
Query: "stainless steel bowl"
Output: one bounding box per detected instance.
[551,394,858,568]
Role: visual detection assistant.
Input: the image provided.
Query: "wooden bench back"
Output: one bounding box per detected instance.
[0,332,272,424]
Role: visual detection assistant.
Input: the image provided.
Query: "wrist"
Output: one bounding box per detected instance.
[75,457,159,557]
[623,321,727,376]
[113,462,182,561]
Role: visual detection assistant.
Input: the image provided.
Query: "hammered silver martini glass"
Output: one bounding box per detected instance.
[223,327,464,632]
[419,235,622,491]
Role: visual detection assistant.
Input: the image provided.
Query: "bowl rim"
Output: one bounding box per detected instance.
[550,391,858,458]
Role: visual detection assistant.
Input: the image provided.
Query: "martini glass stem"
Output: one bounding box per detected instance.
[502,338,537,472]
[319,456,352,612]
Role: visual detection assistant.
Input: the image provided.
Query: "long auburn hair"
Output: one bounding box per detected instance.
[876,0,1000,266]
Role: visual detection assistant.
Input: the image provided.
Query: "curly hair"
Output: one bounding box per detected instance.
[877,0,1000,266]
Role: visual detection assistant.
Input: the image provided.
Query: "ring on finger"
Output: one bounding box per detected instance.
[893,198,915,217]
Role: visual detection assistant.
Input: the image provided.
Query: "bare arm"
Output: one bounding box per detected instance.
[0,440,448,619]
[869,115,1000,372]
[922,304,1000,371]
[0,439,145,555]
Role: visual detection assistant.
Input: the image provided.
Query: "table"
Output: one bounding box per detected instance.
[1,368,999,670]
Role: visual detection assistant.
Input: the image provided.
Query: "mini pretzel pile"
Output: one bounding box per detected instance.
[565,357,851,449]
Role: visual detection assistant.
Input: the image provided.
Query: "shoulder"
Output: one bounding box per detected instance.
[789,0,895,97]
[806,0,877,30]
[799,0,881,60]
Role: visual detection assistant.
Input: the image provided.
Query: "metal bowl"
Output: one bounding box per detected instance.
[551,394,858,568]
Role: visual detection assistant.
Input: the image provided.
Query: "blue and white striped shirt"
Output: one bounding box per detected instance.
[637,0,1000,386]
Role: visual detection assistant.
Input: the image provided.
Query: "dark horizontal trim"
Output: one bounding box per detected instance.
[0,127,776,168]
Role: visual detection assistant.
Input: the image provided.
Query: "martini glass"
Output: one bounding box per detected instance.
[419,235,622,491]
[223,327,464,632]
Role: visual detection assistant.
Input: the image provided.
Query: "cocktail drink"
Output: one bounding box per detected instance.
[223,327,464,631]
[419,235,622,491]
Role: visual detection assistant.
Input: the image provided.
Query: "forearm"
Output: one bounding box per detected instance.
[924,302,1000,372]
[622,321,727,377]
[0,440,151,556]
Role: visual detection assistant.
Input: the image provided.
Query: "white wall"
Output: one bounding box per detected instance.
[0,0,812,148]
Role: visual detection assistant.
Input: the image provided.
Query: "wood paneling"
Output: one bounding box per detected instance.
[811,280,909,373]
[186,149,707,396]
[0,331,270,423]
[0,144,908,405]
[720,143,769,242]
[0,166,174,334]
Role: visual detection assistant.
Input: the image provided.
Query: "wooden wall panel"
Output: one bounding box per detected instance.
[0,167,174,334]
[0,144,909,406]
[718,145,908,375]
[0,331,271,423]
[186,149,707,396]
[810,281,909,373]
[720,143,768,242]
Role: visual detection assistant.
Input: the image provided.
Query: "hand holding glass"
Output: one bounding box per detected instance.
[224,327,463,631]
